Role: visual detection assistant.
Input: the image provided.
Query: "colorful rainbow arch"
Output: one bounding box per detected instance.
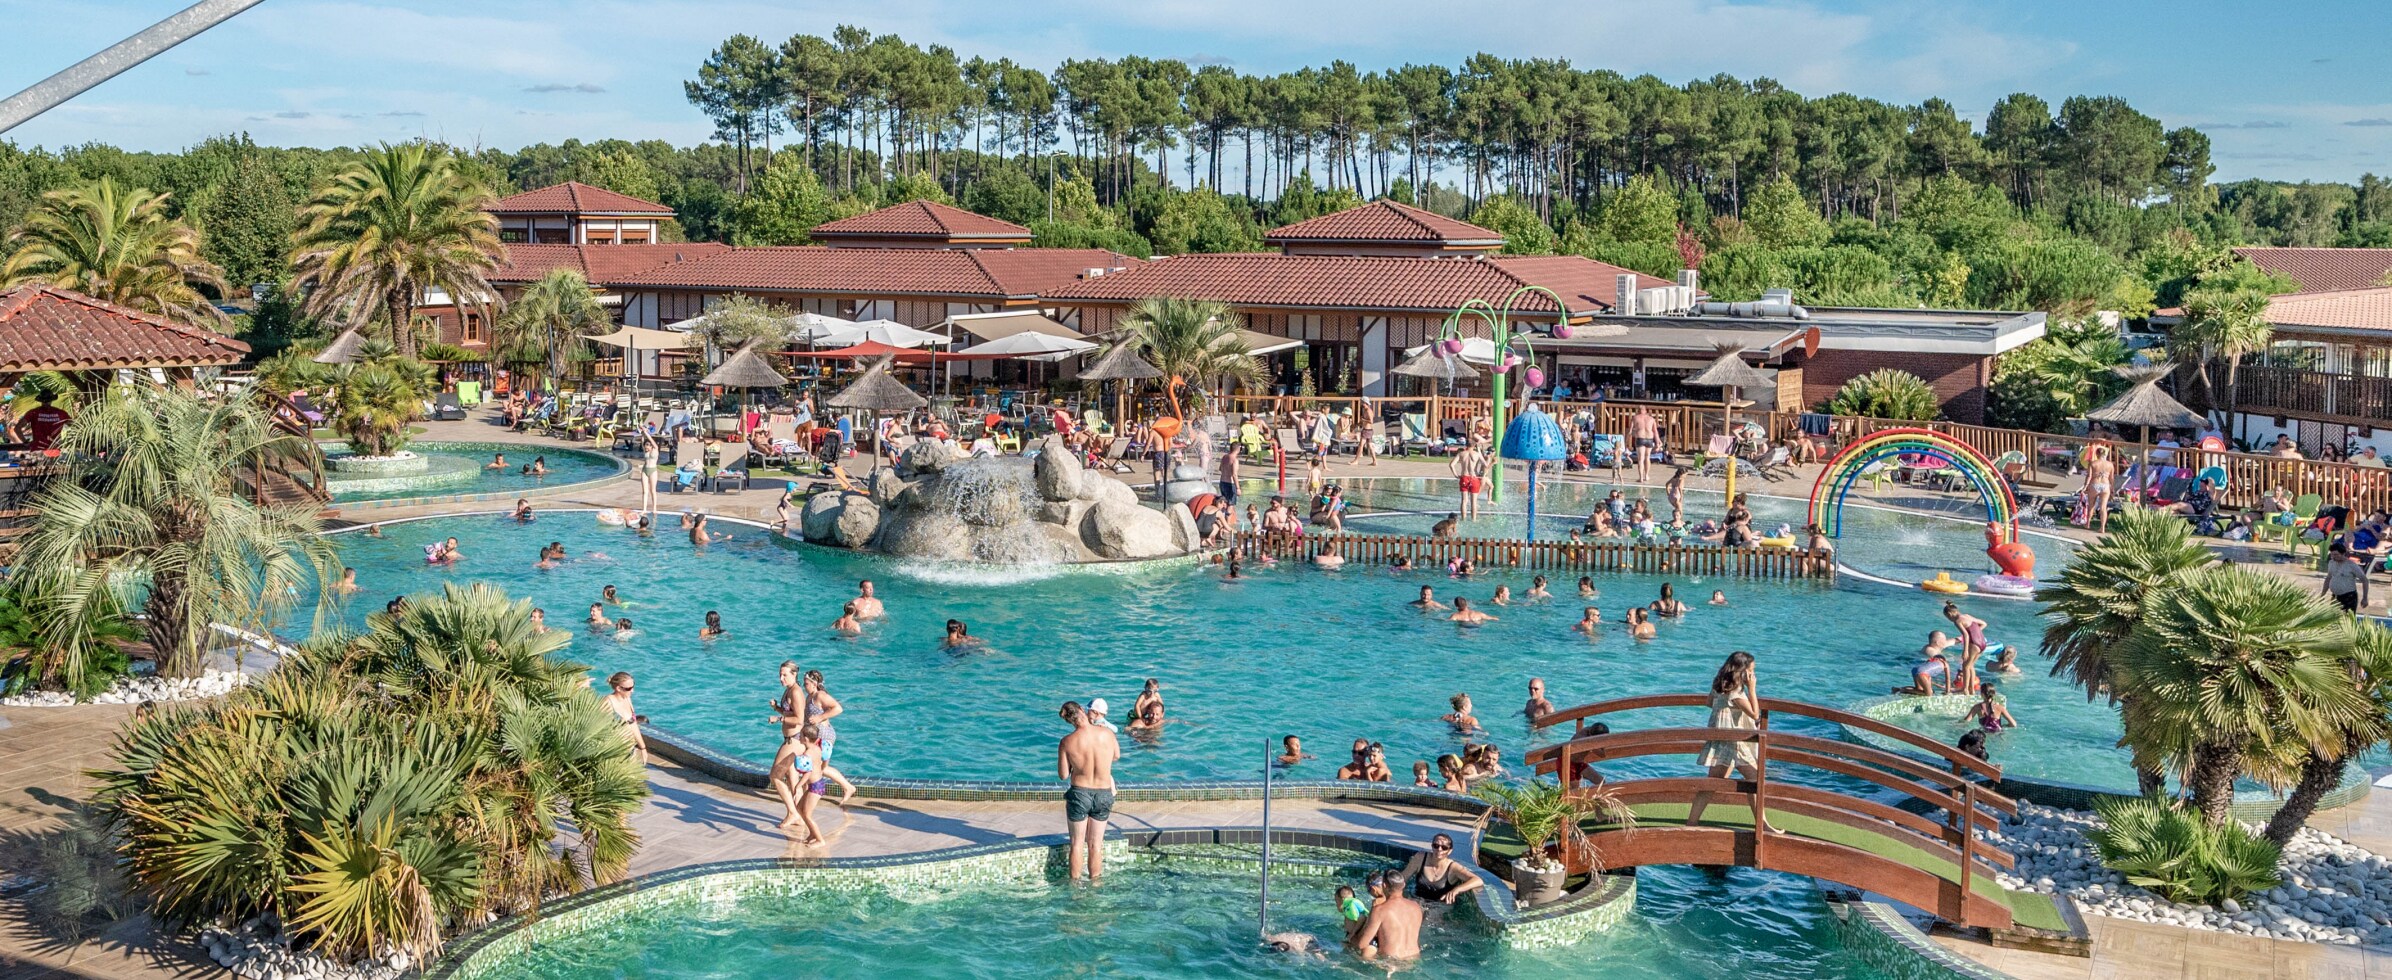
[1808,428,2018,539]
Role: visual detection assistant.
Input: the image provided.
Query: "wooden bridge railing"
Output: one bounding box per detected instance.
[1520,693,2018,929]
[1231,530,1834,580]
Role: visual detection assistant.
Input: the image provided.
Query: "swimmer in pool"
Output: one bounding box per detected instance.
[699,610,727,640]
[1649,583,1688,617]
[511,498,534,522]
[485,452,508,470]
[1894,631,1955,695]
[527,455,547,476]
[1572,607,1603,635]
[832,602,864,635]
[1624,608,1656,639]
[612,617,636,640]
[1277,734,1313,767]
[1708,589,1727,606]
[1527,575,1551,598]
[1223,555,1244,580]
[1986,645,2021,675]
[529,608,548,633]
[1409,585,1446,610]
[851,580,885,619]
[586,602,608,627]
[601,585,623,606]
[943,619,983,649]
[1577,576,1598,598]
[1490,585,1512,606]
[1524,678,1555,722]
[1448,596,1496,625]
[1961,682,2018,731]
[1441,693,1482,733]
[332,567,360,594]
[536,542,565,569]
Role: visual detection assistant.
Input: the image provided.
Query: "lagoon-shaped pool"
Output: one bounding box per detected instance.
[306,483,2142,791]
[321,441,623,504]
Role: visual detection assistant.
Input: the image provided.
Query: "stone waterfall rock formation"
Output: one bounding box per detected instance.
[798,436,1196,563]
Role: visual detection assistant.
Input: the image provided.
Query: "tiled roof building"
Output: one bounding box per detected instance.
[0,285,248,371]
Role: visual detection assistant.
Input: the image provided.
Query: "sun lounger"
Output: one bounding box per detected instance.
[431,392,467,421]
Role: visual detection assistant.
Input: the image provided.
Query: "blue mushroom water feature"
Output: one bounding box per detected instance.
[1498,405,1569,542]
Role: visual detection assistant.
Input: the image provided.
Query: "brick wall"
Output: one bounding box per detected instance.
[1801,349,1993,424]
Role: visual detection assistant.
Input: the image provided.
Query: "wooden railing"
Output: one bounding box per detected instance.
[2232,366,2392,426]
[1521,693,2018,930]
[1219,394,2392,516]
[1232,530,1833,579]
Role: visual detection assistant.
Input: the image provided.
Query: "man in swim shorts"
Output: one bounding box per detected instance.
[1630,407,1660,483]
[1450,444,1488,519]
[1058,701,1120,880]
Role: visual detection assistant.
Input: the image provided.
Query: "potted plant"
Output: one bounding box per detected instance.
[1473,779,1633,908]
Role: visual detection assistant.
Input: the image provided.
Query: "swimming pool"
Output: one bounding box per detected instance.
[320,441,624,504]
[440,853,1901,980]
[310,489,2144,791]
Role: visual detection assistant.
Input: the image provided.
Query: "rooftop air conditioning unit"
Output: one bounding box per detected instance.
[1082,268,1109,279]
[1615,274,1639,316]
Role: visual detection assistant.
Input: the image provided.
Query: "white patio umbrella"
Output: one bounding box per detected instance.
[954,331,1098,362]
[789,311,860,345]
[830,319,949,349]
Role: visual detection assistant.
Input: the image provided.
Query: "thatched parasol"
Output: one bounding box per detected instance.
[701,340,788,433]
[2087,365,2204,442]
[1389,344,1482,390]
[1078,342,1161,381]
[828,355,926,470]
[312,329,368,365]
[1685,346,1779,504]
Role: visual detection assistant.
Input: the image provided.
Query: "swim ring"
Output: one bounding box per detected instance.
[1756,535,1797,548]
[1973,573,2039,597]
[1920,572,1969,594]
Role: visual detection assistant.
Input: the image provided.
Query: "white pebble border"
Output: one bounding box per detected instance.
[0,667,248,706]
[203,922,411,980]
[1994,802,2392,947]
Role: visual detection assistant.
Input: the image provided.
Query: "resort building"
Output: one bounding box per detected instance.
[487,181,676,245]
[415,242,732,352]
[2156,246,2392,454]
[0,283,250,381]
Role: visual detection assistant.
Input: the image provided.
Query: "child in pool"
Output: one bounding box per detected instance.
[612,618,636,640]
[1277,734,1312,767]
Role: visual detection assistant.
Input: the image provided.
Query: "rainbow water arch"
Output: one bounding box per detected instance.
[1808,428,2037,591]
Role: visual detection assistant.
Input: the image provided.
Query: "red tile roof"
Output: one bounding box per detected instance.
[0,285,248,370]
[488,182,675,216]
[491,243,731,286]
[2233,247,2392,293]
[1043,253,1655,316]
[1265,201,1503,245]
[810,201,1033,242]
[612,246,1135,299]
[2261,287,2392,333]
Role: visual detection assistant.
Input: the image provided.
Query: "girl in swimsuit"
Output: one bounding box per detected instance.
[1942,602,1989,692]
[803,670,841,762]
[699,610,727,640]
[1441,693,1481,733]
[1527,575,1551,598]
[785,724,828,842]
[602,672,646,763]
[1577,576,1598,598]
[1436,754,1469,794]
[1962,683,2017,732]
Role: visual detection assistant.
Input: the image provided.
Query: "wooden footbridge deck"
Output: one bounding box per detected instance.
[1524,694,2071,937]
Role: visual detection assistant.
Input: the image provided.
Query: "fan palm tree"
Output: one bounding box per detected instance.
[2257,620,2392,846]
[333,362,423,457]
[2032,506,2216,796]
[12,387,335,677]
[492,268,611,385]
[1,177,228,325]
[2113,563,2364,827]
[2174,285,2274,421]
[1110,296,1265,411]
[290,143,502,359]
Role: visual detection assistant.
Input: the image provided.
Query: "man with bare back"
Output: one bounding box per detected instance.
[1058,700,1121,880]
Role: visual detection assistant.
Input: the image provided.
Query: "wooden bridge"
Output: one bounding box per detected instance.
[1232,530,1834,580]
[1524,694,2063,934]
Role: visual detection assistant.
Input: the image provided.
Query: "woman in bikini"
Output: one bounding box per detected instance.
[803,669,842,763]
[1436,754,1470,794]
[602,671,646,763]
[1399,833,1485,906]
[1441,693,1482,733]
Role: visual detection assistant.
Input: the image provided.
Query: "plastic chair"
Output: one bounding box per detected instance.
[995,431,1022,455]
[2260,494,2322,549]
[456,380,482,406]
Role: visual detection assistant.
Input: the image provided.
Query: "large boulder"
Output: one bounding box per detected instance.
[897,439,960,478]
[1039,498,1092,529]
[1165,500,1201,551]
[799,491,881,550]
[1082,498,1179,560]
[1033,436,1083,501]
[875,510,970,560]
[866,467,908,506]
[952,480,1027,527]
[1077,469,1139,508]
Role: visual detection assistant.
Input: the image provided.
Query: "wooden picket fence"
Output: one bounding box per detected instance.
[1233,530,1834,580]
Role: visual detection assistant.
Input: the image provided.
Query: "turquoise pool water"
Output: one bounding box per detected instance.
[311,483,2144,791]
[463,858,1898,980]
[321,441,622,504]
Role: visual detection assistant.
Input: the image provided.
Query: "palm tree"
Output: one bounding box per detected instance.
[290,143,502,360]
[493,268,611,385]
[1,177,228,325]
[1110,296,1265,410]
[2113,563,2364,827]
[11,387,336,677]
[2174,285,2273,422]
[333,361,423,457]
[2032,506,2215,796]
[2257,621,2392,846]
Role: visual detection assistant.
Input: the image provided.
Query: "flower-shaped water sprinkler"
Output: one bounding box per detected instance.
[1427,286,1573,504]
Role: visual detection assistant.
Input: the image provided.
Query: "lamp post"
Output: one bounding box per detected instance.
[1426,286,1572,504]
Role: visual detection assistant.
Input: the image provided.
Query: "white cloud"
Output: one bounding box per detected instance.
[242,2,609,82]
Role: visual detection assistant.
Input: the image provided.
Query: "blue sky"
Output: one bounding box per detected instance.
[1,0,2386,183]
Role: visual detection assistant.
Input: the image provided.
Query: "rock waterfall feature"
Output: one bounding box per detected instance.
[799,436,1197,563]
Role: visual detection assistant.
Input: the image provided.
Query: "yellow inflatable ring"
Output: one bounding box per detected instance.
[1920,572,1969,594]
[1756,535,1797,548]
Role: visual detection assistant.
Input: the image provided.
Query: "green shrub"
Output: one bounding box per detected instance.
[21,806,131,941]
[1823,368,1941,420]
[2088,796,2282,905]
[417,341,477,363]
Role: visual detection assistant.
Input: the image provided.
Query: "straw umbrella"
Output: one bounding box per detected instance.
[2088,364,2205,447]
[1078,341,1162,435]
[1685,345,1778,507]
[827,354,927,471]
[699,339,788,435]
[312,329,368,365]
